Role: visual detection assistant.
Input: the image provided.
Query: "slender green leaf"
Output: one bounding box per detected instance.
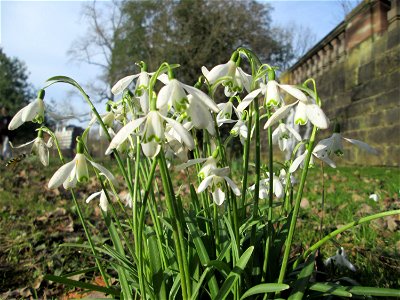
[215,246,254,300]
[169,274,181,299]
[206,260,231,278]
[347,285,400,297]
[309,282,352,297]
[44,274,120,296]
[147,229,167,299]
[191,267,211,300]
[288,251,316,300]
[186,216,219,298]
[241,284,290,299]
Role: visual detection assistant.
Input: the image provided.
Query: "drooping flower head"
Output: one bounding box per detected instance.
[9,89,46,130]
[10,129,52,166]
[49,138,116,189]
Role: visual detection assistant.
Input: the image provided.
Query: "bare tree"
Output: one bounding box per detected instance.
[68,0,125,102]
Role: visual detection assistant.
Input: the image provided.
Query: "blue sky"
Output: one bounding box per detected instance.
[0,0,359,121]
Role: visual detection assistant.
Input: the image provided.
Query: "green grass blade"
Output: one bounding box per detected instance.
[240,284,290,299]
[215,246,254,300]
[44,274,120,296]
[288,251,316,300]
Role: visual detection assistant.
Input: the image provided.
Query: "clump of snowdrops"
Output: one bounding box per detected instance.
[8,48,400,299]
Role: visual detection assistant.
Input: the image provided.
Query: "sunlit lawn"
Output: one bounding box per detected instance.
[0,158,399,298]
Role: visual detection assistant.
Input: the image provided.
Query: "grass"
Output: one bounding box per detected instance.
[0,157,399,298]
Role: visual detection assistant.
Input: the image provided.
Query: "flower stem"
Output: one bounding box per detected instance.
[278,125,317,284]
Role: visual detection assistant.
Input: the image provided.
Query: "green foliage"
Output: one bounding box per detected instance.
[0,48,33,114]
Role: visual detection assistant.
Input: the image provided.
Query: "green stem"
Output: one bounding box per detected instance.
[278,125,317,283]
[240,105,252,209]
[262,108,274,281]
[294,209,400,269]
[71,190,109,287]
[158,151,190,299]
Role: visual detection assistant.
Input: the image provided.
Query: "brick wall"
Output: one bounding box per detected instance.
[281,0,400,166]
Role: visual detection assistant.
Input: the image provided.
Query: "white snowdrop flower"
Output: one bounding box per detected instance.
[237,80,307,112]
[265,95,329,130]
[313,132,378,164]
[230,119,248,145]
[10,132,52,166]
[186,94,216,135]
[202,60,251,96]
[111,70,152,95]
[272,123,302,152]
[325,247,356,272]
[48,150,116,190]
[369,193,379,202]
[8,90,46,130]
[86,189,110,212]
[249,173,284,199]
[197,167,240,206]
[89,107,115,138]
[105,110,194,158]
[216,102,239,127]
[157,74,219,113]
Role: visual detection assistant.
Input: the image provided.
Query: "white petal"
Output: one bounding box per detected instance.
[286,125,302,141]
[111,75,138,95]
[144,111,164,142]
[212,188,225,206]
[237,89,262,112]
[294,101,308,125]
[176,158,208,171]
[237,67,252,93]
[21,100,39,122]
[273,176,284,199]
[10,139,35,150]
[306,104,330,129]
[343,138,378,155]
[264,102,298,129]
[141,141,161,158]
[224,176,241,196]
[289,151,307,173]
[8,107,26,130]
[86,191,102,203]
[317,154,337,168]
[278,84,308,102]
[197,175,214,193]
[35,139,49,166]
[63,169,77,189]
[75,153,89,182]
[266,80,280,106]
[201,66,209,77]
[211,167,230,177]
[182,84,219,113]
[157,82,174,109]
[48,160,75,189]
[105,117,146,155]
[157,73,169,85]
[90,160,117,186]
[205,62,230,84]
[99,190,109,212]
[163,117,194,150]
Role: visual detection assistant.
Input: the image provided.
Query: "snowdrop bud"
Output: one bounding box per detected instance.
[76,138,84,154]
[267,69,276,81]
[212,147,219,159]
[38,89,45,100]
